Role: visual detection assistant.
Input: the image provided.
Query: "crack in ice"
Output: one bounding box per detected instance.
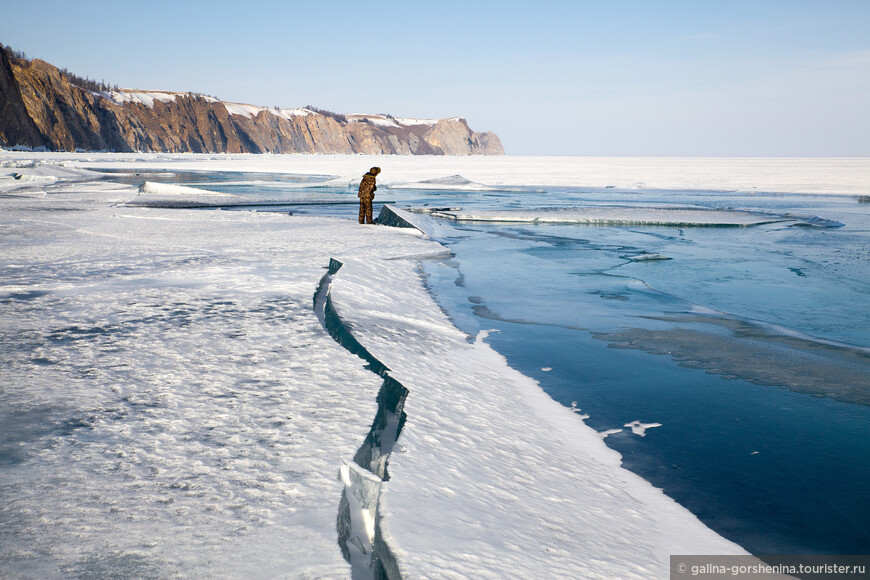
[314,258,407,580]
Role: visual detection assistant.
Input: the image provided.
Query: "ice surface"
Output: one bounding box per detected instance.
[429,206,791,226]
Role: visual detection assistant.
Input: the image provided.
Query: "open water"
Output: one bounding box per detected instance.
[121,170,870,556]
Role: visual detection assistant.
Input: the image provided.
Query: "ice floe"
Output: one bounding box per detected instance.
[624,421,664,437]
[600,428,625,439]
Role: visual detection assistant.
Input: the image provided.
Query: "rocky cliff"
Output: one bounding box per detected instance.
[0,52,504,156]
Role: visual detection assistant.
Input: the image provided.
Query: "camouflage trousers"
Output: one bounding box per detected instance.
[359,199,374,224]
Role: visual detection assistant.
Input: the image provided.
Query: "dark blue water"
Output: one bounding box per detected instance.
[161,172,870,555]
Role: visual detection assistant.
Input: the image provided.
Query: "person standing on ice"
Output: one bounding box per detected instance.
[358,166,380,224]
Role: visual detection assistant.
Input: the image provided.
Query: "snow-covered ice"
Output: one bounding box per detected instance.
[0,167,441,578]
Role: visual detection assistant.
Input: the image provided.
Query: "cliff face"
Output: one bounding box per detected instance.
[0,54,504,156]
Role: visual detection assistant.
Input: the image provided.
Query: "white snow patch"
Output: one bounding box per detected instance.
[347,114,401,128]
[104,91,314,121]
[104,89,181,108]
[346,114,444,128]
[222,102,268,118]
[223,103,315,120]
[395,117,439,126]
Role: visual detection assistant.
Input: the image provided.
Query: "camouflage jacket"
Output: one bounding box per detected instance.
[358,172,377,200]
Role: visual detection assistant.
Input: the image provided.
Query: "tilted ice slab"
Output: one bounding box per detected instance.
[327,256,746,578]
[137,181,239,197]
[430,206,790,227]
[388,174,499,191]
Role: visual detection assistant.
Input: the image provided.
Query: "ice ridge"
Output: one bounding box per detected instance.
[314,258,407,580]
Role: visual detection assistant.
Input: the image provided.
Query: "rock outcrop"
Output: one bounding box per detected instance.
[0,52,504,156]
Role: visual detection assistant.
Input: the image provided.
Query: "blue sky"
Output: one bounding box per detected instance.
[2,0,868,156]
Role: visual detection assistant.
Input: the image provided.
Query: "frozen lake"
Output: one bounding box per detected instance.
[3,153,868,576]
